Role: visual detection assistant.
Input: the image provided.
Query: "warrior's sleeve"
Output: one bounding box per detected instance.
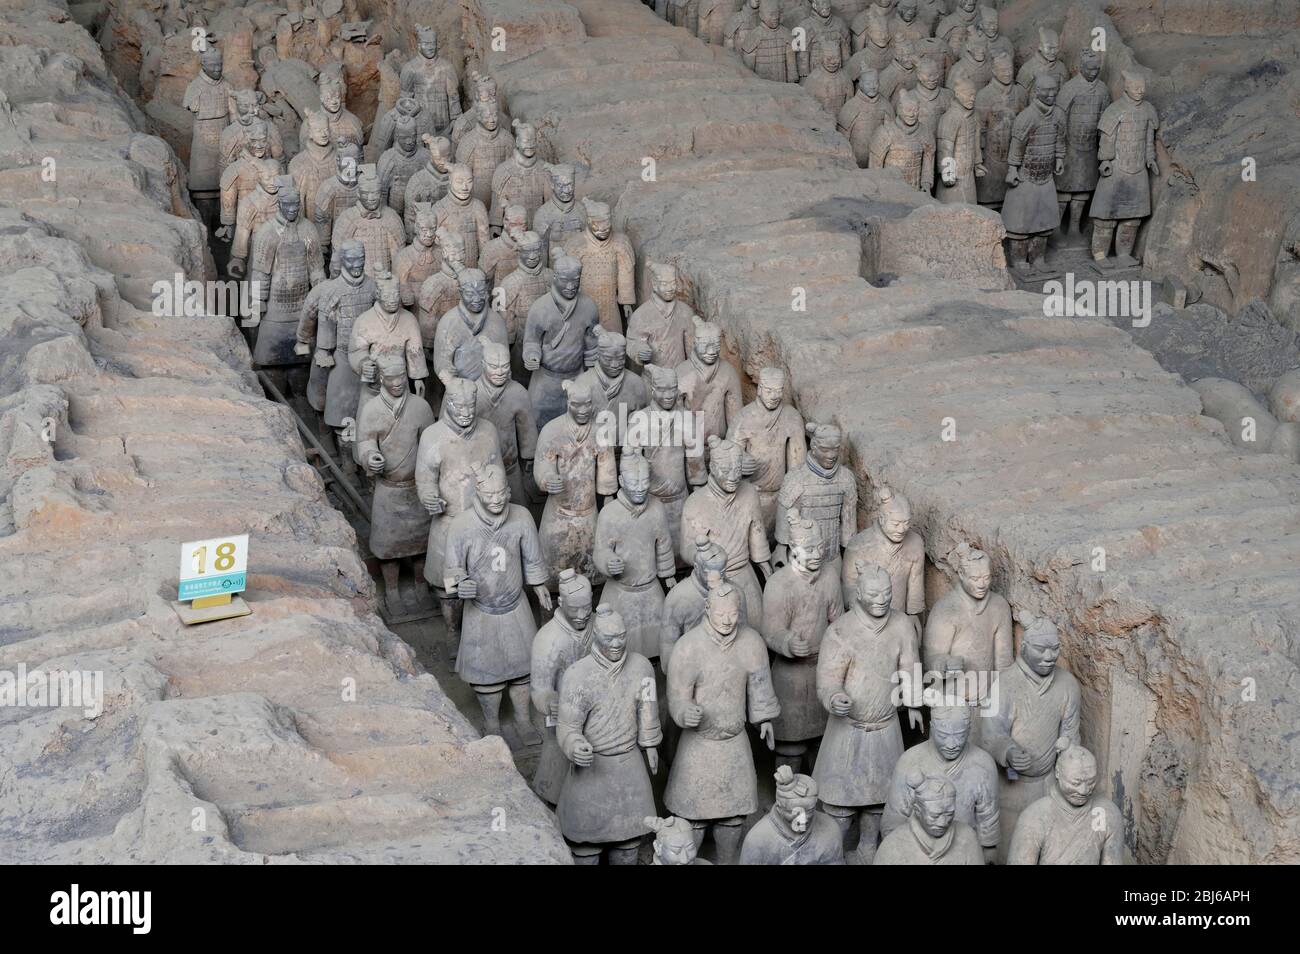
[595,439,617,497]
[219,164,241,226]
[840,474,858,550]
[592,505,619,579]
[723,369,742,434]
[906,541,925,615]
[745,638,781,724]
[1054,107,1067,163]
[530,425,560,492]
[530,631,561,715]
[747,491,772,565]
[1006,110,1030,169]
[880,761,913,835]
[868,123,891,169]
[796,25,811,78]
[403,314,429,381]
[445,68,463,121]
[377,153,395,206]
[973,112,984,168]
[921,136,936,192]
[519,509,549,587]
[305,223,327,286]
[513,392,539,462]
[268,123,285,162]
[654,511,676,580]
[431,314,457,384]
[475,204,491,266]
[761,578,796,656]
[897,620,922,708]
[398,62,416,97]
[387,213,406,263]
[1101,809,1124,865]
[982,681,1017,765]
[182,78,199,113]
[232,196,256,260]
[773,473,799,547]
[635,658,664,749]
[666,638,699,728]
[815,628,850,710]
[415,429,442,504]
[248,224,276,295]
[1145,102,1159,161]
[312,181,332,231]
[1059,675,1082,745]
[417,275,439,327]
[616,236,636,308]
[836,98,856,136]
[1096,106,1119,162]
[354,401,383,467]
[556,670,592,761]
[346,316,371,375]
[974,772,1001,849]
[992,601,1014,671]
[923,604,956,662]
[1005,807,1044,865]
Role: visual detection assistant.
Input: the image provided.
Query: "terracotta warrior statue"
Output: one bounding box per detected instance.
[869,89,935,193]
[741,0,797,84]
[400,26,461,137]
[1002,72,1066,271]
[288,111,335,226]
[679,436,773,618]
[329,165,405,278]
[221,88,285,176]
[838,69,894,168]
[803,41,853,116]
[378,112,429,218]
[847,6,893,83]
[530,568,594,805]
[443,461,549,743]
[763,510,842,774]
[451,73,499,151]
[935,0,979,63]
[404,135,453,237]
[665,575,780,865]
[534,377,617,584]
[491,120,549,232]
[433,266,508,387]
[882,704,1000,862]
[433,162,491,270]
[889,0,930,48]
[1008,739,1124,865]
[727,366,805,539]
[696,0,739,46]
[1090,70,1159,266]
[774,421,857,576]
[974,51,1025,208]
[723,0,759,50]
[936,75,985,204]
[815,562,922,864]
[230,166,282,280]
[676,319,742,486]
[577,328,648,424]
[533,164,588,266]
[625,262,698,374]
[626,364,690,557]
[1056,49,1110,243]
[556,604,661,864]
[498,230,553,377]
[946,34,992,94]
[522,255,601,429]
[594,451,676,661]
[843,485,924,626]
[367,94,422,166]
[850,0,892,53]
[660,533,749,668]
[301,73,363,152]
[984,613,1081,861]
[312,141,361,263]
[874,773,984,864]
[349,270,428,425]
[647,816,709,864]
[977,5,1014,62]
[417,377,503,657]
[395,203,441,331]
[183,46,232,207]
[477,341,537,503]
[877,35,917,103]
[417,227,466,351]
[456,99,515,211]
[911,56,953,140]
[563,198,637,334]
[1017,27,1069,98]
[356,351,437,614]
[480,203,526,286]
[218,119,279,247]
[741,765,845,864]
[796,0,852,81]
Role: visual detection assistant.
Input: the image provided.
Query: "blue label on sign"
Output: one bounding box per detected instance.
[179,572,246,601]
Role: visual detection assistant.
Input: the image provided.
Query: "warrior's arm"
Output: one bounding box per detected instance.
[815,633,849,709]
[1060,680,1082,745]
[906,548,925,616]
[993,603,1014,671]
[616,238,636,307]
[636,662,664,749]
[513,397,539,462]
[530,639,560,715]
[666,647,697,728]
[555,675,591,760]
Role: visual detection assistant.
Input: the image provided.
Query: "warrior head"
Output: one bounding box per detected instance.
[691,316,721,365]
[481,340,511,389]
[706,436,744,494]
[548,163,576,205]
[953,72,978,110]
[561,375,595,426]
[394,110,419,154]
[930,705,973,762]
[979,5,1000,40]
[517,230,544,270]
[246,118,271,159]
[513,119,538,161]
[594,327,626,379]
[646,816,699,865]
[806,420,842,473]
[502,203,528,239]
[556,568,594,631]
[378,349,409,400]
[583,197,611,241]
[1123,68,1147,102]
[852,560,893,618]
[619,450,651,505]
[458,267,488,314]
[1018,612,1061,678]
[644,363,680,412]
[339,239,366,279]
[473,461,510,515]
[705,573,742,637]
[918,55,943,91]
[357,164,381,211]
[1055,738,1099,806]
[950,542,990,600]
[1034,70,1061,107]
[906,773,958,838]
[277,178,301,222]
[757,366,785,410]
[1079,48,1103,83]
[417,26,438,59]
[857,68,881,99]
[437,227,466,271]
[786,507,825,573]
[444,376,478,430]
[649,262,678,303]
[449,162,474,202]
[592,603,628,663]
[1037,26,1060,64]
[553,254,582,301]
[992,49,1014,85]
[200,44,224,80]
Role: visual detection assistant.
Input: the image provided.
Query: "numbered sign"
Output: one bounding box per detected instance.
[178,534,248,601]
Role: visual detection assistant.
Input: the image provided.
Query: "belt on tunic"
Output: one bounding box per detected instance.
[614,578,658,591]
[474,591,524,615]
[849,716,896,732]
[377,476,416,489]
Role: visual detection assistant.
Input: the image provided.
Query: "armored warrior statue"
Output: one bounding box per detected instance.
[491,121,549,232]
[356,351,437,614]
[1008,740,1124,865]
[417,228,466,351]
[740,766,845,864]
[522,255,601,430]
[451,73,500,151]
[288,111,336,227]
[432,162,491,269]
[563,199,637,334]
[1017,27,1069,98]
[477,341,537,503]
[851,0,893,52]
[404,135,454,238]
[1056,49,1110,243]
[974,51,1025,208]
[626,364,691,557]
[679,437,773,618]
[497,230,553,377]
[741,0,798,84]
[665,576,780,865]
[531,568,593,805]
[676,319,742,486]
[843,485,924,623]
[184,46,232,213]
[889,0,931,48]
[367,95,422,166]
[984,613,1081,861]
[815,562,923,864]
[946,34,991,93]
[534,377,617,584]
[803,42,853,116]
[349,270,428,423]
[883,705,1000,862]
[400,26,461,137]
[230,166,282,279]
[934,0,979,63]
[912,56,953,140]
[220,88,285,176]
[312,141,361,263]
[723,0,759,50]
[977,5,1014,62]
[847,6,894,83]
[576,329,647,424]
[648,816,710,864]
[728,366,805,538]
[433,267,508,387]
[417,377,503,657]
[660,534,750,668]
[936,74,985,204]
[874,773,985,864]
[557,604,661,864]
[378,113,429,219]
[796,0,852,81]
[877,35,918,102]
[1090,70,1160,266]
[869,89,935,193]
[838,70,894,168]
[457,100,515,211]
[1002,73,1066,271]
[218,119,279,246]
[480,204,527,286]
[443,461,549,742]
[775,421,857,577]
[300,73,363,152]
[697,0,740,46]
[625,263,698,375]
[533,164,588,266]
[394,203,441,330]
[763,511,842,774]
[594,452,676,661]
[330,165,405,278]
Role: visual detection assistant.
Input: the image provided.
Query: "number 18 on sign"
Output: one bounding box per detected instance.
[174,534,252,624]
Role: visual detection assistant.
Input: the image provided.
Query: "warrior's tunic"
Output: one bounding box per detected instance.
[874,816,984,865]
[432,190,491,269]
[312,176,358,249]
[1090,94,1159,220]
[659,570,749,669]
[400,54,461,134]
[775,458,857,572]
[220,153,281,228]
[533,198,588,267]
[625,405,690,556]
[220,118,285,175]
[288,141,335,226]
[479,232,519,287]
[531,612,593,803]
[882,740,1001,848]
[330,205,406,278]
[935,103,983,204]
[679,479,771,619]
[456,124,515,209]
[416,417,503,590]
[249,214,325,367]
[533,413,617,583]
[594,493,675,660]
[378,145,429,218]
[299,106,363,152]
[563,230,637,334]
[416,263,461,350]
[1008,785,1124,865]
[922,586,1013,698]
[491,153,549,230]
[313,272,377,428]
[869,119,935,192]
[762,563,843,742]
[498,261,554,375]
[394,242,440,328]
[741,23,798,83]
[842,523,925,614]
[522,289,601,429]
[183,71,231,192]
[475,376,538,504]
[740,810,846,865]
[1056,74,1110,194]
[625,297,697,374]
[974,77,1025,205]
[1001,99,1066,236]
[838,90,894,167]
[1015,51,1069,98]
[675,353,742,485]
[575,366,648,427]
[356,390,437,559]
[231,185,280,267]
[432,304,509,385]
[403,163,450,237]
[348,303,428,416]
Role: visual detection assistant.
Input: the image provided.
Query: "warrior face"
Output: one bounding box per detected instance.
[516,125,538,160]
[519,240,543,270]
[417,219,437,248]
[259,166,280,196]
[915,789,957,839]
[567,390,594,426]
[597,341,625,379]
[235,92,259,125]
[446,390,477,430]
[859,70,881,99]
[588,213,611,242]
[652,379,678,411]
[1081,55,1102,83]
[868,14,890,48]
[378,280,401,312]
[554,268,581,301]
[790,539,823,575]
[1035,73,1061,108]
[418,31,438,59]
[812,0,831,19]
[706,586,741,637]
[693,331,720,366]
[652,826,699,865]
[1058,751,1099,807]
[308,115,331,147]
[855,570,893,618]
[992,51,1014,85]
[479,101,499,132]
[966,36,988,64]
[1039,32,1059,64]
[758,0,780,29]
[460,275,488,314]
[450,166,474,201]
[809,433,841,471]
[593,615,627,662]
[958,555,990,600]
[931,713,972,761]
[1021,627,1060,678]
[1125,72,1147,102]
[381,367,407,399]
[918,58,943,91]
[201,49,223,81]
[899,0,917,23]
[979,7,999,39]
[822,45,842,73]
[320,83,342,114]
[651,267,676,302]
[879,506,909,544]
[757,378,783,411]
[248,129,270,159]
[958,0,976,13]
[894,39,915,70]
[954,75,978,110]
[396,123,417,154]
[478,477,510,515]
[709,452,742,494]
[341,244,366,279]
[278,190,300,223]
[559,584,592,630]
[551,172,575,204]
[484,350,511,387]
[620,460,651,505]
[359,181,382,212]
[441,235,466,270]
